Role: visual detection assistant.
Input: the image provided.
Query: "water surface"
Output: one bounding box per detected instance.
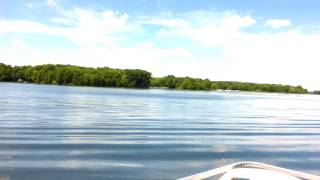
[0,82,320,179]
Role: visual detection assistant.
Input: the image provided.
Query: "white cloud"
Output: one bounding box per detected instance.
[137,13,320,90]
[26,0,60,9]
[0,8,137,47]
[139,17,187,28]
[146,12,257,47]
[0,8,320,90]
[218,30,320,90]
[51,17,74,25]
[265,19,292,29]
[9,38,33,51]
[222,14,257,29]
[46,0,59,7]
[26,3,35,9]
[135,42,155,48]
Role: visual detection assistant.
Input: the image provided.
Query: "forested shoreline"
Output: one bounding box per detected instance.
[0,63,311,94]
[151,76,308,94]
[0,63,151,88]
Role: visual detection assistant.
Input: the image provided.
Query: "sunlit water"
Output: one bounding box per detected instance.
[0,82,320,179]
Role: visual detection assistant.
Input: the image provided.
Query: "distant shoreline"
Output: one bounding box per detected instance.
[2,81,318,96]
[1,63,318,95]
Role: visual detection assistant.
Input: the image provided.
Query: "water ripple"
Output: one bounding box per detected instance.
[0,82,320,179]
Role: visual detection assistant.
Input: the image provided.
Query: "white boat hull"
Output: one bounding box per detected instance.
[178,161,320,180]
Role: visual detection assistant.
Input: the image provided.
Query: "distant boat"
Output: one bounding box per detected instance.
[178,161,320,180]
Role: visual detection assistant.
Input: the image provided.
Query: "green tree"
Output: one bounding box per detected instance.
[0,63,12,81]
[0,63,310,94]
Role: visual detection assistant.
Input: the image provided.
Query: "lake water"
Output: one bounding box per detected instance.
[0,82,320,179]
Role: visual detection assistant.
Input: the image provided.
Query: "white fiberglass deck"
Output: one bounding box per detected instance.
[179,162,320,180]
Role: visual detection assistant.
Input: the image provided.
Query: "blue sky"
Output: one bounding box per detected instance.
[0,0,320,90]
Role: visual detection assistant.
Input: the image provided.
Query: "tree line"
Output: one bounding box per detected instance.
[312,91,320,95]
[0,63,311,94]
[151,75,308,94]
[0,63,151,88]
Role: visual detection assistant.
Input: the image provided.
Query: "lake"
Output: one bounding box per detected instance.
[0,82,319,179]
